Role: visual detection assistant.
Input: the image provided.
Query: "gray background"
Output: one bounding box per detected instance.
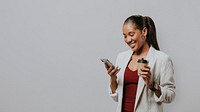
[0,0,199,112]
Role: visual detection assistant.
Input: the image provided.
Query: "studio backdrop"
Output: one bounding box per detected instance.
[0,0,200,112]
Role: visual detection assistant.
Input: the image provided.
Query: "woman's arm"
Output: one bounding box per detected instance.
[154,56,176,103]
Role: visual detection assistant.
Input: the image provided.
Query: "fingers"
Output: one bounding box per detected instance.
[140,72,151,80]
[141,65,150,72]
[139,65,151,86]
[107,66,120,77]
[107,65,114,73]
[140,65,151,80]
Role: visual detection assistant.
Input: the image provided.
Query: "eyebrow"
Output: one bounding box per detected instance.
[123,30,135,35]
[123,32,134,35]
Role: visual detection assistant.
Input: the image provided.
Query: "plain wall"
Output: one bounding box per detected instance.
[0,0,200,112]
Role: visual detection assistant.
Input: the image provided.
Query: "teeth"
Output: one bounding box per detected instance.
[131,41,135,44]
[131,42,135,44]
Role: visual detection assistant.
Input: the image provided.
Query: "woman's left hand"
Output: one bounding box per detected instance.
[140,65,152,87]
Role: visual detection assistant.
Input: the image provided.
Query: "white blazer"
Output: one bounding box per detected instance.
[109,47,176,112]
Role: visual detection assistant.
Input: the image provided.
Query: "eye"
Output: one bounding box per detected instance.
[130,33,134,37]
[123,34,127,38]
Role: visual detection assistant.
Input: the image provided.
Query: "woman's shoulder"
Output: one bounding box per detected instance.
[155,49,169,57]
[153,48,172,63]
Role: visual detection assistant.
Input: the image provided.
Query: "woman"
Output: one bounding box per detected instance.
[103,15,175,112]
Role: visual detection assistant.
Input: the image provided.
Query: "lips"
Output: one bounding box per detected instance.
[129,42,136,48]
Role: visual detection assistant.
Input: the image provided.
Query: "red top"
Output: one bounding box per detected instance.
[122,67,139,112]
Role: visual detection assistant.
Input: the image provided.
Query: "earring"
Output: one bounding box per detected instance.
[142,36,146,40]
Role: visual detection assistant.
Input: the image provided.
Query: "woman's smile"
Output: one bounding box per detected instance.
[129,41,136,48]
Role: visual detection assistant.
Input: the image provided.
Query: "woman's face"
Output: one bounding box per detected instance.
[123,22,146,52]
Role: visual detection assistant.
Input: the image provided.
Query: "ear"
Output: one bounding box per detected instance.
[142,27,148,37]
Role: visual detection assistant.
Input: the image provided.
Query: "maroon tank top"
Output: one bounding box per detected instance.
[122,66,139,112]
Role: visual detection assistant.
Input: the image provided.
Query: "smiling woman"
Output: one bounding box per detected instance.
[102,15,176,112]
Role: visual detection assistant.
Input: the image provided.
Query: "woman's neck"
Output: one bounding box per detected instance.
[134,42,150,58]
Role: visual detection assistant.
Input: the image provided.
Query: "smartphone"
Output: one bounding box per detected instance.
[100,58,115,68]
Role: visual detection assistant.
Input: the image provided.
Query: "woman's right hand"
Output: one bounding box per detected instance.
[105,65,120,93]
[106,66,120,79]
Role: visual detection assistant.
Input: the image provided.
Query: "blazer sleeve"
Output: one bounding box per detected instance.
[109,88,118,102]
[154,56,176,103]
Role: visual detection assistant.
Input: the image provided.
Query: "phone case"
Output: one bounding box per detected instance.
[100,58,114,67]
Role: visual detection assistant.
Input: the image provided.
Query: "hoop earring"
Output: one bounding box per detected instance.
[142,36,146,40]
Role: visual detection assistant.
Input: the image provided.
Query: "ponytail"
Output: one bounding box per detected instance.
[143,16,160,50]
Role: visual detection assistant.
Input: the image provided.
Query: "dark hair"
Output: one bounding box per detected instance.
[124,15,160,50]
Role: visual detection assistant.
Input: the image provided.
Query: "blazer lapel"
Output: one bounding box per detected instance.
[134,47,156,110]
[116,50,133,104]
[118,50,133,85]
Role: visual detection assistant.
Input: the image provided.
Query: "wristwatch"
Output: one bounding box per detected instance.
[149,81,159,91]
